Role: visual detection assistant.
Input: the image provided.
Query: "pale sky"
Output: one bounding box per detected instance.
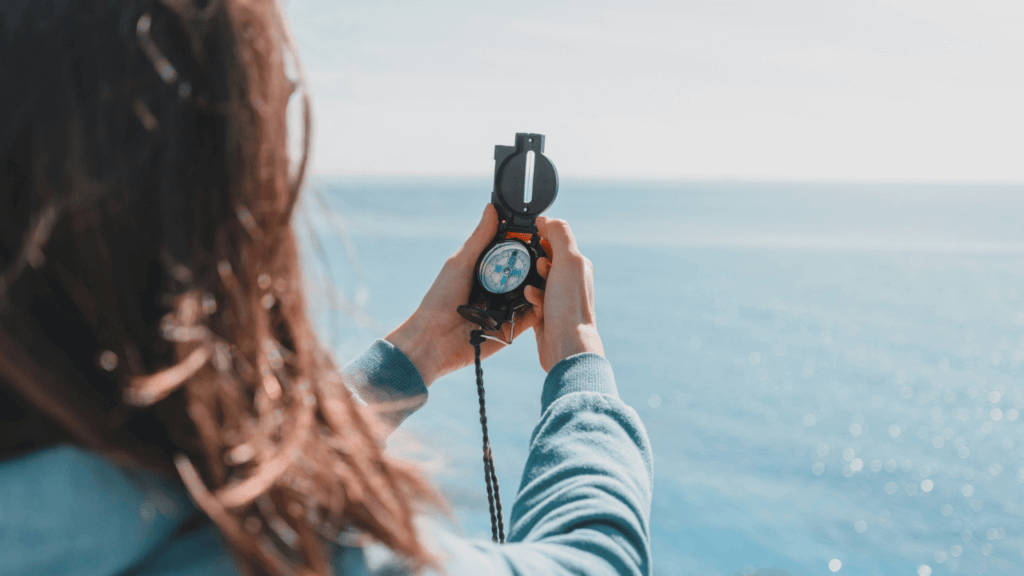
[285,1,1023,182]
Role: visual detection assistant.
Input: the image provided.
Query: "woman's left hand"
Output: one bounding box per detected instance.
[384,204,540,386]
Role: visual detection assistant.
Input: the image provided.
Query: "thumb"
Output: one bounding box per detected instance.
[535,216,577,260]
[457,204,498,262]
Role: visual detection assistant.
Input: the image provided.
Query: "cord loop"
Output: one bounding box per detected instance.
[470,329,505,543]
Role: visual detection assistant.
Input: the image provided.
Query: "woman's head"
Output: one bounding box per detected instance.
[0,1,436,573]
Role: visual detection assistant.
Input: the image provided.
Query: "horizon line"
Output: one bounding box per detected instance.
[308,173,1024,187]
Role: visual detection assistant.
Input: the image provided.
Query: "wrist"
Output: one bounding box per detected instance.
[385,317,439,387]
[550,324,604,370]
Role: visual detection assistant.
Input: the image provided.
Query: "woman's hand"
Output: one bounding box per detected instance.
[523,217,604,373]
[384,204,540,386]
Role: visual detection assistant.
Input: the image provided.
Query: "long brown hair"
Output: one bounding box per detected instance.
[0,0,438,573]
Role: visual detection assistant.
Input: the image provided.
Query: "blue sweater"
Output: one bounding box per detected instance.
[0,341,653,575]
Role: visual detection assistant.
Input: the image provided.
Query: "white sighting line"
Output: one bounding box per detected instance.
[523,150,535,208]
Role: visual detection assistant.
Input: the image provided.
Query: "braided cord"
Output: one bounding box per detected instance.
[470,330,505,543]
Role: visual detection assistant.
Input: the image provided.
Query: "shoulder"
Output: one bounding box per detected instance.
[0,445,193,576]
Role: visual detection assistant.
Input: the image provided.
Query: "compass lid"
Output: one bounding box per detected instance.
[492,133,558,230]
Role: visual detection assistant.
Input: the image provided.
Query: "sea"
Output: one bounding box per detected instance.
[296,177,1024,576]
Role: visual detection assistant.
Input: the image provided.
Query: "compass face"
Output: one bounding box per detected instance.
[479,241,531,294]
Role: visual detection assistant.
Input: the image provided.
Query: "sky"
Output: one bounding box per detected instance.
[285,1,1023,182]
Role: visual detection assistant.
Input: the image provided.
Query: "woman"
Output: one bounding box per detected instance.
[0,1,652,574]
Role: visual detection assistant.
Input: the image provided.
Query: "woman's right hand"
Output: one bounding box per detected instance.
[524,218,605,372]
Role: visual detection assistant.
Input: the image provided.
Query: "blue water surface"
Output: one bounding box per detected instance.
[297,177,1024,576]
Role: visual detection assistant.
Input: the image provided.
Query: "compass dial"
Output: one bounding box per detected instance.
[479,241,531,294]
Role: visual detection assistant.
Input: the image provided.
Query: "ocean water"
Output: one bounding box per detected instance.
[297,177,1024,576]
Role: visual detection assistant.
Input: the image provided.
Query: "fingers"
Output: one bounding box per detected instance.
[523,287,545,337]
[536,257,551,280]
[512,305,540,336]
[524,285,544,308]
[535,217,579,260]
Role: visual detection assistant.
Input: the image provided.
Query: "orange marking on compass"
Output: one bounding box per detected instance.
[505,231,532,244]
[503,232,552,258]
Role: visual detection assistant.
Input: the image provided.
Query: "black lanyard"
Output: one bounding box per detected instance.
[470,329,505,543]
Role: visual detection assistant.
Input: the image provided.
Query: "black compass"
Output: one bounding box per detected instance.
[457,133,558,341]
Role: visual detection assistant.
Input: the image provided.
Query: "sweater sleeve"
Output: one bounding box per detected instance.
[342,344,653,576]
[342,339,429,435]
[368,353,653,576]
[505,353,653,575]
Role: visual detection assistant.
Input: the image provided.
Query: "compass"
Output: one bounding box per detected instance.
[479,241,531,294]
[457,133,558,341]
